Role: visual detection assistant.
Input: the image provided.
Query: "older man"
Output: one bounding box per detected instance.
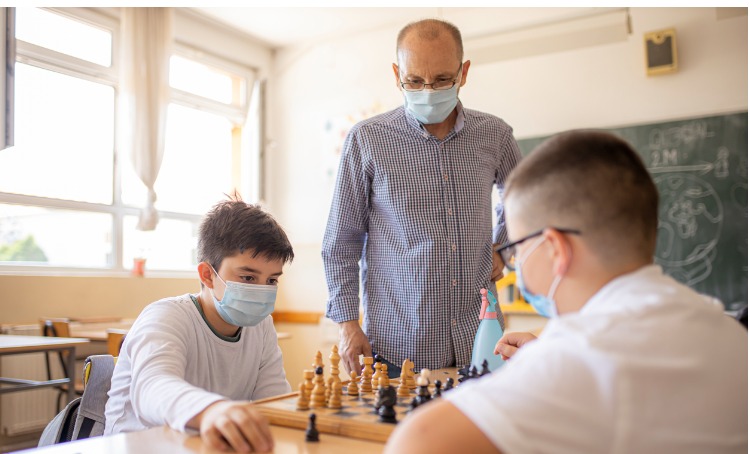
[322,19,522,377]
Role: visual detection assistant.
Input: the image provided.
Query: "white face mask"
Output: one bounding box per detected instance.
[209,266,277,327]
[403,85,460,124]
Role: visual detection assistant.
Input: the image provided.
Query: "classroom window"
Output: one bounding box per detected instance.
[0,7,257,275]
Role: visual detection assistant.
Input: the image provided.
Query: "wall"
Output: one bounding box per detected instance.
[267,7,748,314]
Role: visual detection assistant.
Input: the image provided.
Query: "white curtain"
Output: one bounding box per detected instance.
[119,7,173,231]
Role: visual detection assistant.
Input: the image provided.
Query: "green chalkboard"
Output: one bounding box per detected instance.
[517,112,748,311]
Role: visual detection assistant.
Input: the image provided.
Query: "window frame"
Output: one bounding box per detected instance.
[0,7,256,278]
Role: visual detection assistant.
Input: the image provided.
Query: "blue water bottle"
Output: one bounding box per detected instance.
[471,288,506,372]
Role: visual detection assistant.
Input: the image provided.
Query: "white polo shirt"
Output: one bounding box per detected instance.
[104,294,291,434]
[446,265,748,454]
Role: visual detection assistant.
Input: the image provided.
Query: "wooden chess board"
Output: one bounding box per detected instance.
[253,368,459,443]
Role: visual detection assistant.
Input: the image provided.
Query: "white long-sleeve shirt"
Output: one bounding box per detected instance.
[446,265,748,454]
[104,294,291,434]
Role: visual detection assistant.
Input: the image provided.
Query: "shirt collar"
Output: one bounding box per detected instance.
[403,100,466,137]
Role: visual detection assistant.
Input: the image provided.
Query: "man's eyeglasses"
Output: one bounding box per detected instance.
[495,228,581,271]
[399,63,463,92]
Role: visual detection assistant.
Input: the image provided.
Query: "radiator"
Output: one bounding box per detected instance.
[0,324,58,437]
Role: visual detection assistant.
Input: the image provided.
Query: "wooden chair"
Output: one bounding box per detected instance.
[106,329,127,357]
[39,318,86,413]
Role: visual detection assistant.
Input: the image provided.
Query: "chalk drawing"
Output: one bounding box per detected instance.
[714,147,729,178]
[654,174,723,286]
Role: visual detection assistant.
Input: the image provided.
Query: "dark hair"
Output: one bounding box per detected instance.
[505,130,658,263]
[397,18,463,61]
[197,197,294,272]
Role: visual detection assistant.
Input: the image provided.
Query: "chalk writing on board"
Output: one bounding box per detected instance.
[655,174,723,286]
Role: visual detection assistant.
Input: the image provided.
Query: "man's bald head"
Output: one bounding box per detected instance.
[396,19,463,62]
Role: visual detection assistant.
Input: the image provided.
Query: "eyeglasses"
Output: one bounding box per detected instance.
[495,228,581,271]
[399,63,463,92]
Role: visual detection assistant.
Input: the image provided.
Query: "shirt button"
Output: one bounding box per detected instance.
[447,208,453,215]
[452,279,458,286]
[451,244,457,252]
[451,319,457,326]
[443,174,448,181]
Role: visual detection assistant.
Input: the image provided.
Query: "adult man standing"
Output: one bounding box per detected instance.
[322,19,522,377]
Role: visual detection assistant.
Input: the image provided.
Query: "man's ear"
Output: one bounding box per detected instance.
[392,63,401,89]
[197,262,215,289]
[544,228,573,276]
[459,59,471,88]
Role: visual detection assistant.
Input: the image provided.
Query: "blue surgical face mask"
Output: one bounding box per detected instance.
[516,237,562,318]
[403,86,459,124]
[209,266,277,327]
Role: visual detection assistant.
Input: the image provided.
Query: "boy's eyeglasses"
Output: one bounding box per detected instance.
[495,228,582,271]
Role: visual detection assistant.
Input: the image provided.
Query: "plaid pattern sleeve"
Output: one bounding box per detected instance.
[322,103,522,370]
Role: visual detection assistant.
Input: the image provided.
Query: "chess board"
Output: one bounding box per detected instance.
[253,368,459,443]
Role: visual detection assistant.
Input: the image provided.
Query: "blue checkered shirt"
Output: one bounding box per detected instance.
[322,102,522,371]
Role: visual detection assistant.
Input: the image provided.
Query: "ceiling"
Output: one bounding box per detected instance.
[193,7,615,49]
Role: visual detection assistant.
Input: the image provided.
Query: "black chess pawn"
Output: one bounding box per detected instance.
[457,364,470,383]
[416,381,431,406]
[305,413,319,442]
[480,359,491,376]
[377,385,398,424]
[432,379,442,399]
[408,395,420,412]
[444,377,455,391]
[468,365,479,379]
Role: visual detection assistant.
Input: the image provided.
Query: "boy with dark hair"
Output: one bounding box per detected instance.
[385,131,747,453]
[105,199,294,452]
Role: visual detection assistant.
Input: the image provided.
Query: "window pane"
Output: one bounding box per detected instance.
[122,104,233,215]
[16,7,112,67]
[0,63,115,204]
[0,204,112,267]
[170,56,236,104]
[123,215,198,271]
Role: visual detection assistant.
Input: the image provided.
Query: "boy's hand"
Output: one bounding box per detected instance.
[192,400,274,453]
[491,249,504,281]
[494,331,538,360]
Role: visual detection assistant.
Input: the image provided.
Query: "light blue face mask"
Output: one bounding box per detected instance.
[403,85,460,124]
[209,266,277,327]
[516,237,562,318]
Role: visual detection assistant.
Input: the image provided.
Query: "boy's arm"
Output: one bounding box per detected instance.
[384,399,501,454]
[250,319,292,400]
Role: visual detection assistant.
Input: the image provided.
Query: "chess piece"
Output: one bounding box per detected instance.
[371,361,381,390]
[325,376,333,405]
[397,363,411,397]
[457,364,470,383]
[408,395,420,412]
[405,360,417,390]
[376,385,398,424]
[328,380,343,409]
[310,366,327,408]
[359,357,373,394]
[378,364,389,391]
[416,369,431,405]
[347,370,359,396]
[432,379,442,399]
[329,345,342,387]
[313,351,324,371]
[480,359,491,376]
[444,377,455,391]
[303,370,315,403]
[469,365,479,379]
[305,413,320,442]
[296,382,309,410]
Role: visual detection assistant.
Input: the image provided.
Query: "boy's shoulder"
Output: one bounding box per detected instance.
[131,294,199,331]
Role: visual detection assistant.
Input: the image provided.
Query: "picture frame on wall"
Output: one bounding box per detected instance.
[644,28,678,76]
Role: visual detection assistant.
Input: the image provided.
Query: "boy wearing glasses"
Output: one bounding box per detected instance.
[105,199,293,452]
[385,131,747,453]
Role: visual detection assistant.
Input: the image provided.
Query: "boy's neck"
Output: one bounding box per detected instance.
[197,288,242,337]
